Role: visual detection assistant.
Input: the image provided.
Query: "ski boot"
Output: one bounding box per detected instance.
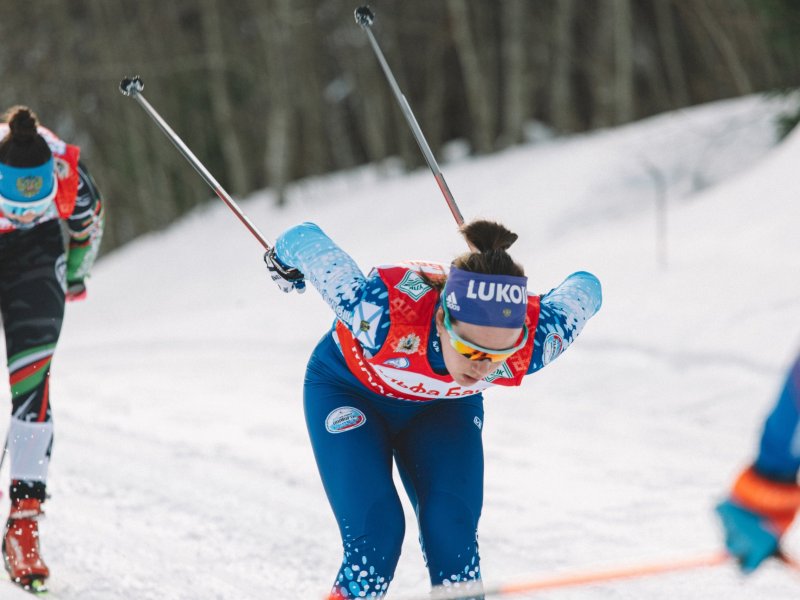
[2,498,49,593]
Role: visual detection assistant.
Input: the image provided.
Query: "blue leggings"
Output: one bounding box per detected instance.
[304,333,485,598]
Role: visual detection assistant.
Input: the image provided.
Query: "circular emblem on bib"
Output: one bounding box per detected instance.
[325,406,367,434]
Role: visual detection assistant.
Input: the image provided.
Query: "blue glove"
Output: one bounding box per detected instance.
[716,499,780,572]
[264,248,306,294]
[715,467,800,573]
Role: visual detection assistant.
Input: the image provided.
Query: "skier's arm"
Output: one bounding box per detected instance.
[274,222,392,351]
[527,271,602,374]
[755,356,800,480]
[64,161,104,300]
[715,356,800,572]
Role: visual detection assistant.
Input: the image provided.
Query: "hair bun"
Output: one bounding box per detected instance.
[8,108,38,143]
[460,220,519,253]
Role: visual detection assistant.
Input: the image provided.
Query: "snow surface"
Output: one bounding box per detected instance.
[2,94,799,599]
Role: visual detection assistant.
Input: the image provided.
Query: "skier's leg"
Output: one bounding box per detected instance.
[0,221,65,586]
[395,396,485,597]
[304,351,405,599]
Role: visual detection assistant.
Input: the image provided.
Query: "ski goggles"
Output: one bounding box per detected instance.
[442,303,528,363]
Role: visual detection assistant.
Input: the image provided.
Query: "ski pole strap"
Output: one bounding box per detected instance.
[119,76,273,250]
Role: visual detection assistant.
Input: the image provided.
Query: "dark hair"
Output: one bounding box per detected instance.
[0,106,52,167]
[453,220,525,277]
[419,220,525,291]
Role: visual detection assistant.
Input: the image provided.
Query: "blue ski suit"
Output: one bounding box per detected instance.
[754,354,800,481]
[275,223,602,598]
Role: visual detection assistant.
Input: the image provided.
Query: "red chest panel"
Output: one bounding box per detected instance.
[335,263,540,401]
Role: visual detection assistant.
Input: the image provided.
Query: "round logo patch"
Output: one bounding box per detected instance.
[325,407,367,434]
[542,332,564,366]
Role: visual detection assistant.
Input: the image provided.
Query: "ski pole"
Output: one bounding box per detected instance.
[390,551,734,600]
[354,6,465,227]
[119,76,273,250]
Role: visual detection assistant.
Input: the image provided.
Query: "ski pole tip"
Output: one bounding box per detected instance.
[354,5,374,28]
[119,76,144,97]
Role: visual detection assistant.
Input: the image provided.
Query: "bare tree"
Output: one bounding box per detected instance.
[499,0,528,147]
[199,0,250,195]
[446,0,495,153]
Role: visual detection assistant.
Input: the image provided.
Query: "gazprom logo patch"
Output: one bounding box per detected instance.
[325,406,367,434]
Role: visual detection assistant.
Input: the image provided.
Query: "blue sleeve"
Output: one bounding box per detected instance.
[754,355,800,482]
[527,271,602,374]
[275,222,391,352]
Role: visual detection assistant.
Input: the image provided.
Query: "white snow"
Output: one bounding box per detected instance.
[2,94,799,599]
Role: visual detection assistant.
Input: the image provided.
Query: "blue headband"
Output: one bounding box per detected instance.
[443,266,529,328]
[0,159,56,203]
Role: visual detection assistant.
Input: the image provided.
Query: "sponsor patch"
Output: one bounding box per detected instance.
[325,407,367,434]
[446,291,460,312]
[395,270,432,301]
[542,332,564,365]
[383,357,410,369]
[394,333,421,354]
[474,416,483,430]
[484,362,513,382]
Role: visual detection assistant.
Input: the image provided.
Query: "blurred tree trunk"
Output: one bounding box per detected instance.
[550,0,578,132]
[499,0,528,147]
[419,6,448,156]
[292,0,329,176]
[446,0,495,153]
[654,0,690,107]
[199,0,250,195]
[693,0,753,94]
[378,13,420,171]
[589,2,616,128]
[251,0,295,206]
[613,0,635,123]
[345,18,391,166]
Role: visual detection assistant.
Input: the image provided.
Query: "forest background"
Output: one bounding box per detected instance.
[1,0,798,252]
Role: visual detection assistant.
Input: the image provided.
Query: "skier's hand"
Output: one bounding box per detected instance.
[264,248,306,294]
[715,466,800,573]
[66,280,88,302]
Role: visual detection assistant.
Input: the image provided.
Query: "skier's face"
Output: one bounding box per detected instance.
[435,308,523,387]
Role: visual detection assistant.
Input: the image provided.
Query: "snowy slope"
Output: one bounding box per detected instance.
[2,94,799,599]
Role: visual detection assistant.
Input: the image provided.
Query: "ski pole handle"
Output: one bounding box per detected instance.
[119,76,273,250]
[354,6,465,227]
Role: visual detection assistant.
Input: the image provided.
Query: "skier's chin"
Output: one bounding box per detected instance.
[454,373,480,387]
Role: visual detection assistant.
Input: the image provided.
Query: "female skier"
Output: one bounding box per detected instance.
[266,219,601,599]
[0,106,104,592]
[717,351,800,572]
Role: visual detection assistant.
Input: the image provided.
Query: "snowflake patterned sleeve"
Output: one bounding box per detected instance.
[528,271,602,374]
[275,223,392,352]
